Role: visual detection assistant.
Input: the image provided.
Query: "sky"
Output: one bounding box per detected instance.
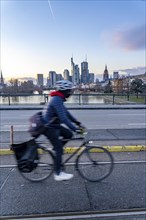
[1,0,146,80]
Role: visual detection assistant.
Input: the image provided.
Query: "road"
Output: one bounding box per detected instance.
[0,108,146,219]
[0,109,146,131]
[0,152,146,218]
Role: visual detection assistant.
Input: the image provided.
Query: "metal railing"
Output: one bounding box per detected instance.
[0,93,146,105]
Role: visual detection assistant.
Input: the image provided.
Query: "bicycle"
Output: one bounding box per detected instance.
[17,130,114,183]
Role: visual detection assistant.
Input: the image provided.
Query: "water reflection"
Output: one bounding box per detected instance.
[0,93,110,105]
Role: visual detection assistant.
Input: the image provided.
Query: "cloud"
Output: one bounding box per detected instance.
[111,25,145,51]
[119,66,146,75]
[47,0,56,21]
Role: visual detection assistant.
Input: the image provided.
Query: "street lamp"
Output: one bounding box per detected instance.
[127,73,130,101]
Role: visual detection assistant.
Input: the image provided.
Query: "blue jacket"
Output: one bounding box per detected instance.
[42,91,78,132]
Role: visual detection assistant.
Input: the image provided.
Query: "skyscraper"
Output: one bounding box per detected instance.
[49,71,56,87]
[37,74,44,86]
[89,73,95,83]
[103,65,109,81]
[71,57,80,85]
[81,61,89,84]
[63,69,70,81]
[56,73,63,81]
[113,71,119,79]
[0,71,4,84]
[74,64,80,85]
[0,70,5,89]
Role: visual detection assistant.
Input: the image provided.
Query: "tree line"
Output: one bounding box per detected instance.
[1,77,146,96]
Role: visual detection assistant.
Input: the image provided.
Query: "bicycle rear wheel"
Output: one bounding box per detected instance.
[76,146,114,182]
[20,147,55,182]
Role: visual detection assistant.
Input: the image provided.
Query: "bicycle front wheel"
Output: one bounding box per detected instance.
[76,146,114,182]
[20,148,55,182]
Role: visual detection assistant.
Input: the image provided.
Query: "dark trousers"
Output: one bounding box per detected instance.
[43,126,73,175]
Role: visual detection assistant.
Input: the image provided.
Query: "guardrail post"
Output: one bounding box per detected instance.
[8,95,11,105]
[127,92,129,101]
[79,94,81,105]
[10,125,14,147]
[112,94,115,105]
[44,94,46,103]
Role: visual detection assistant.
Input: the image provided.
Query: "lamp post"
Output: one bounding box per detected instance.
[127,73,130,101]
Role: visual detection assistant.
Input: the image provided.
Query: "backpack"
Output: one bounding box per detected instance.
[28,111,45,138]
[11,139,39,173]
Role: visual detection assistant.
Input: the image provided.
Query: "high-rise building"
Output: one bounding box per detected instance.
[71,57,74,82]
[0,71,4,84]
[74,65,80,85]
[113,71,119,79]
[37,74,44,86]
[63,69,70,81]
[103,65,109,81]
[81,61,89,84]
[89,73,95,83]
[71,57,80,85]
[49,71,56,87]
[56,73,63,81]
[71,57,75,84]
[0,70,5,89]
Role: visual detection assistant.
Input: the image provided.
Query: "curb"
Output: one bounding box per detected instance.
[0,145,146,155]
[1,104,146,110]
[1,107,146,110]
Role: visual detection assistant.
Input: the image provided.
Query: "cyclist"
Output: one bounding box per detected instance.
[42,80,83,181]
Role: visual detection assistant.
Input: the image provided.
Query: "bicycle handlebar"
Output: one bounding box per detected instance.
[60,130,88,142]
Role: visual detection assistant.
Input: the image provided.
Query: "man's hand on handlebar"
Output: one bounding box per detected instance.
[75,124,86,134]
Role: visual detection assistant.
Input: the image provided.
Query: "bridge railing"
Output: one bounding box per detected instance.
[0,93,146,105]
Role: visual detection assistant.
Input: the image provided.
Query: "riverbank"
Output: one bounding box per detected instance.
[1,93,146,106]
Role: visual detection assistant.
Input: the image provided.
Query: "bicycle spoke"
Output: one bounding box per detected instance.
[76,146,114,182]
[20,149,55,182]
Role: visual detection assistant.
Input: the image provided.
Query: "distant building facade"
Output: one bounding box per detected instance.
[113,71,119,79]
[71,57,80,85]
[56,73,63,81]
[103,65,109,81]
[37,74,44,86]
[63,69,70,80]
[74,64,80,85]
[71,57,75,84]
[89,73,95,83]
[81,61,89,84]
[0,71,4,84]
[48,71,56,87]
[0,71,6,90]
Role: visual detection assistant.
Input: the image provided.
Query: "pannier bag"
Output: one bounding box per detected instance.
[11,139,39,173]
[28,111,45,138]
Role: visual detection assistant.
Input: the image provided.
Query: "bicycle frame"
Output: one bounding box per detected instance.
[20,134,114,182]
[62,136,89,166]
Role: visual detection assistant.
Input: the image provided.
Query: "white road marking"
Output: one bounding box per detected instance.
[128,123,146,125]
[108,114,145,116]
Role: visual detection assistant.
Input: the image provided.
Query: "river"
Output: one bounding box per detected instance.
[0,91,111,105]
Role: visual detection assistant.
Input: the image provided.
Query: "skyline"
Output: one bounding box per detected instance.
[1,0,146,79]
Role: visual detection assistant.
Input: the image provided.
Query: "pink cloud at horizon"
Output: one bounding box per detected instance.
[112,25,145,51]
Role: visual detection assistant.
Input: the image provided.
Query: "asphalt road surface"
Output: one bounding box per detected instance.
[0,109,146,131]
[0,109,146,219]
[0,152,146,218]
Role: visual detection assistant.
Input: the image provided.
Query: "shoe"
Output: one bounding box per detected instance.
[54,172,74,181]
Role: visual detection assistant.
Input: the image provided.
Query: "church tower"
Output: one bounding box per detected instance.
[0,71,4,84]
[103,65,109,81]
